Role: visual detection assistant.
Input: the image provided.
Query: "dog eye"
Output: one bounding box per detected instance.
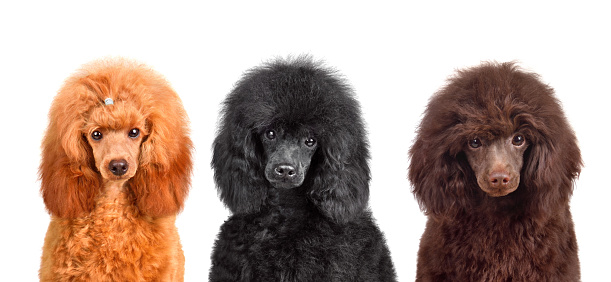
[91,131,103,140]
[512,134,525,146]
[128,128,140,138]
[468,138,482,149]
[265,130,276,140]
[305,138,316,147]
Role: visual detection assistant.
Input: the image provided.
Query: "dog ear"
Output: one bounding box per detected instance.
[128,92,193,217]
[408,135,477,218]
[212,122,269,214]
[521,115,582,214]
[308,129,370,224]
[40,88,101,218]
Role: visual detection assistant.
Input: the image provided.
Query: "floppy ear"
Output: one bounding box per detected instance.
[128,92,193,217]
[212,121,269,214]
[408,134,478,218]
[408,93,482,218]
[521,117,582,213]
[40,86,101,218]
[308,128,370,224]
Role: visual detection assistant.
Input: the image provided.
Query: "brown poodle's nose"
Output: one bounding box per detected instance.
[274,164,296,179]
[488,171,510,188]
[109,159,129,176]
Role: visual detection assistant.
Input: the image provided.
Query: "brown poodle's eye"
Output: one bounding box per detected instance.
[91,131,103,141]
[265,130,276,140]
[512,134,525,146]
[128,128,140,138]
[305,137,316,147]
[469,138,482,149]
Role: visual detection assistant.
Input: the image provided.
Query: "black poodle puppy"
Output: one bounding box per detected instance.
[210,57,396,281]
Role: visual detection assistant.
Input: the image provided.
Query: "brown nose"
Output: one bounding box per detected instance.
[108,159,129,176]
[488,171,510,188]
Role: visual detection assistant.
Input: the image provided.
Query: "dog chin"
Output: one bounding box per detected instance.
[269,180,303,189]
[99,170,137,183]
[480,186,518,197]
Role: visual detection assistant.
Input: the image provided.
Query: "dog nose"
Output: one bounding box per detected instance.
[488,171,510,188]
[274,164,296,179]
[108,159,129,176]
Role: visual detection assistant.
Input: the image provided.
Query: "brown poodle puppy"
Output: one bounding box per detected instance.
[409,62,582,281]
[39,58,192,281]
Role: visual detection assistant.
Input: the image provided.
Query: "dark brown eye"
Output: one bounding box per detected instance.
[265,130,276,140]
[128,128,140,138]
[512,134,525,146]
[91,131,103,140]
[469,138,482,149]
[305,137,316,147]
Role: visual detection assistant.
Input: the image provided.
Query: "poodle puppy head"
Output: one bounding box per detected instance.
[40,58,193,218]
[212,56,370,223]
[84,101,147,183]
[409,62,582,217]
[464,133,529,197]
[261,127,318,189]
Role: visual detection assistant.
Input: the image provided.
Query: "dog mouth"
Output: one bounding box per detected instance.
[100,158,137,181]
[269,179,303,189]
[477,174,520,197]
[480,186,518,197]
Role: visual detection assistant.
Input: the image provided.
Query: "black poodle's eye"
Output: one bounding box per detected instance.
[91,131,103,141]
[469,138,482,149]
[265,130,276,140]
[305,137,316,147]
[512,134,525,146]
[128,128,140,138]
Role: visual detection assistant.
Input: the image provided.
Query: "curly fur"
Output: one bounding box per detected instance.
[408,62,582,281]
[210,57,396,281]
[39,58,192,281]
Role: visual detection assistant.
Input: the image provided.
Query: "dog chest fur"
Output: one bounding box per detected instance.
[39,184,183,281]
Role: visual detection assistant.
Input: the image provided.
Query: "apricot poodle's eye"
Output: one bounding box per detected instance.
[265,130,276,140]
[512,134,525,146]
[91,131,103,140]
[469,138,482,149]
[128,128,140,138]
[305,137,316,147]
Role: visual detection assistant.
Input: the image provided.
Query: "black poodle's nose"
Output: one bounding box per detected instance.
[489,171,510,188]
[274,164,296,179]
[109,159,129,176]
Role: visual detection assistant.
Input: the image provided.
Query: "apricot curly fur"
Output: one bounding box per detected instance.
[39,58,192,281]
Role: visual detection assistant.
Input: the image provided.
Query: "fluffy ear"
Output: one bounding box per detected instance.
[308,129,370,224]
[212,123,269,214]
[128,92,193,217]
[408,91,481,218]
[521,115,582,213]
[408,135,478,218]
[40,87,101,218]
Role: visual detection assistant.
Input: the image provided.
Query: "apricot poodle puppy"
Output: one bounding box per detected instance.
[39,58,192,281]
[409,62,582,281]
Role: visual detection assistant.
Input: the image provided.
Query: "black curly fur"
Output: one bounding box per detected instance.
[210,57,396,281]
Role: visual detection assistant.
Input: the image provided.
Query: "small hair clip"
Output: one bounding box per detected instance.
[104,98,114,105]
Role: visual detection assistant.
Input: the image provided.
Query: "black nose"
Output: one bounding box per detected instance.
[489,171,510,188]
[274,164,296,179]
[108,159,129,176]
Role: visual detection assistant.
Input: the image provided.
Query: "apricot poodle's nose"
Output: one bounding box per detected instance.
[488,171,510,188]
[109,159,129,176]
[274,164,296,179]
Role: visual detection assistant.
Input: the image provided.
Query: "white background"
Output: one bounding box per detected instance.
[1,1,609,281]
